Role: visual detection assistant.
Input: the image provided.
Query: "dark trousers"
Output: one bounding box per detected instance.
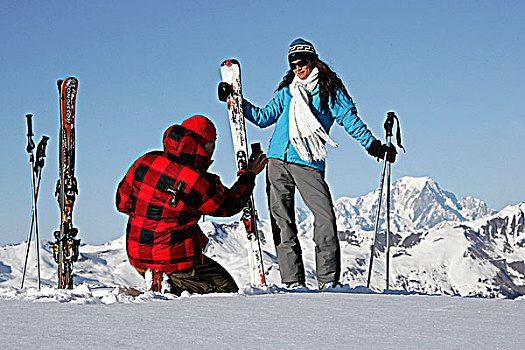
[168,256,238,295]
[266,159,340,285]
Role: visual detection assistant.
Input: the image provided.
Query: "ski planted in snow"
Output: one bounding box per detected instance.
[54,77,81,289]
[219,59,266,286]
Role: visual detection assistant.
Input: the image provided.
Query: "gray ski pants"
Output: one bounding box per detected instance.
[266,159,340,284]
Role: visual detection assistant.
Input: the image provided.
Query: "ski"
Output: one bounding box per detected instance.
[219,59,266,286]
[54,77,81,289]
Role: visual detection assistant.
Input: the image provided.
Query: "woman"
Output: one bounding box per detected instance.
[242,38,395,291]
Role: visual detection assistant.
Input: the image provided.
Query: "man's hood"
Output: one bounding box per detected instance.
[163,125,212,172]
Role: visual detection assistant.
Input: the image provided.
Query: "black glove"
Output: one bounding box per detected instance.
[384,144,397,163]
[367,140,397,163]
[218,82,232,102]
[367,140,384,160]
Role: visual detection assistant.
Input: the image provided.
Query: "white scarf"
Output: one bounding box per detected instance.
[289,67,337,162]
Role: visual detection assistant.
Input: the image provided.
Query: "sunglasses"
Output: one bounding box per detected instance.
[289,59,310,70]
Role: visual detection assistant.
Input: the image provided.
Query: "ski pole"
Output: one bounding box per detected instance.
[384,114,394,291]
[366,112,405,290]
[33,136,50,289]
[366,146,388,289]
[385,162,391,290]
[21,114,36,289]
[21,113,49,289]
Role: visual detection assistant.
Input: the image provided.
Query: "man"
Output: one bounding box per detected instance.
[116,114,267,295]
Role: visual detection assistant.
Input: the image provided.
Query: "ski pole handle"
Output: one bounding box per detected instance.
[384,112,395,137]
[37,136,50,157]
[26,114,34,137]
[26,114,35,153]
[35,136,50,169]
[383,111,406,153]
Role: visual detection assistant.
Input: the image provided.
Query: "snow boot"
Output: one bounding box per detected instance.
[318,281,343,292]
[285,281,307,290]
[145,269,171,293]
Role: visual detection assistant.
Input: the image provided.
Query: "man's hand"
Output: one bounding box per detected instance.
[247,152,268,175]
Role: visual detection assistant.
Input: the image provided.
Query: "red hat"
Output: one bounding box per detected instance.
[181,114,217,145]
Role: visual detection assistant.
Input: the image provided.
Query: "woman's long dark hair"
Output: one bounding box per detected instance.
[276,57,353,112]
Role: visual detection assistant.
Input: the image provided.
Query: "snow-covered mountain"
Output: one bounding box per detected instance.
[2,176,524,299]
[333,176,496,233]
[0,235,145,288]
[359,202,525,298]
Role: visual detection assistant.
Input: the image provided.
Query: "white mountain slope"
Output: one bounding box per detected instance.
[370,202,525,298]
[1,176,523,299]
[0,236,144,288]
[333,176,496,233]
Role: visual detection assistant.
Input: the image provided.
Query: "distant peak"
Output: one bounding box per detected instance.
[394,176,436,190]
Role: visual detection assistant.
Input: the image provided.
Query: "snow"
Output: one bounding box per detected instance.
[1,285,524,349]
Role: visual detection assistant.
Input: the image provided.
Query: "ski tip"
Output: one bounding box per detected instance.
[58,77,79,85]
[221,58,240,67]
[57,77,79,94]
[64,76,79,84]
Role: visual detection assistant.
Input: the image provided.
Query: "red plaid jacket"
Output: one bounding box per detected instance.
[116,125,255,273]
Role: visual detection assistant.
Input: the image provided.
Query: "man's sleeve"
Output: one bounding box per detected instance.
[116,166,135,215]
[196,172,256,217]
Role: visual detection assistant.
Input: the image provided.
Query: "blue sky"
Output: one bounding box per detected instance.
[1,1,524,245]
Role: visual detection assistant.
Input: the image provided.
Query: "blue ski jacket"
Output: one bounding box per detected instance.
[242,85,376,171]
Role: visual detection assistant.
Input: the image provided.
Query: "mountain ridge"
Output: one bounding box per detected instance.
[2,176,524,299]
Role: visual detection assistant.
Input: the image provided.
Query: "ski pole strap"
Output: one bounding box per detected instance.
[394,114,406,152]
